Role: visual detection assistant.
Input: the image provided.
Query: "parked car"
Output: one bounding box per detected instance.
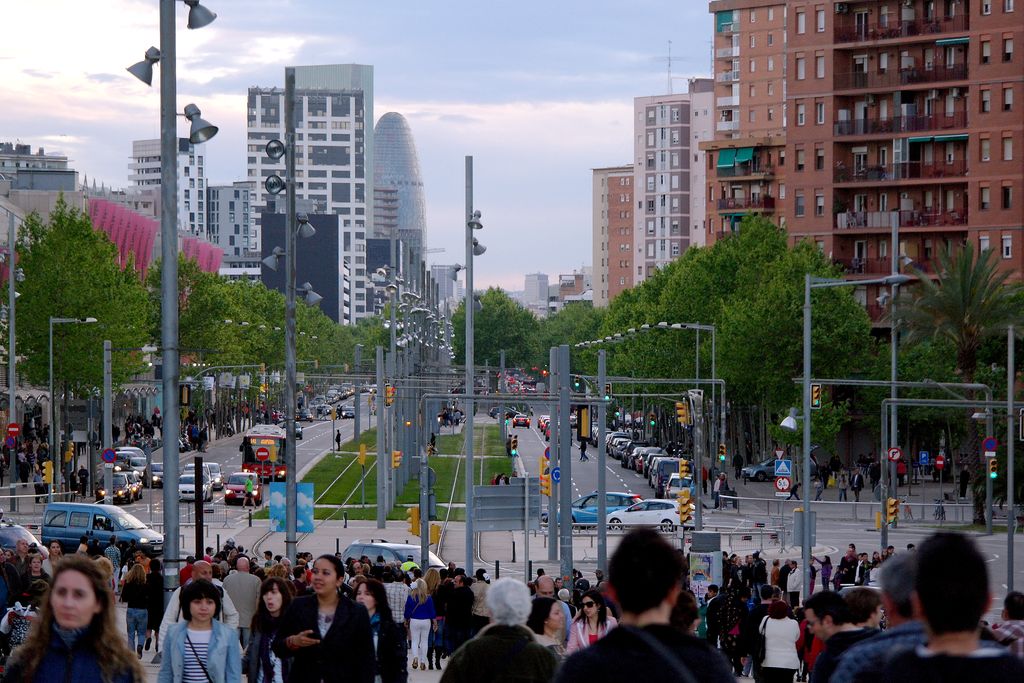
[741,457,783,482]
[664,473,695,499]
[606,499,681,531]
[42,503,163,556]
[298,409,314,422]
[543,491,643,525]
[341,539,445,569]
[178,473,212,502]
[223,472,262,506]
[128,456,149,482]
[0,521,48,558]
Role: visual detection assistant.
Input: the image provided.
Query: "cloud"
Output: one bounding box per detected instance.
[298,491,314,509]
[269,490,285,508]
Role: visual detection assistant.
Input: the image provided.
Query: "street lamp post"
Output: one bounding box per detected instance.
[801,273,909,594]
[464,156,485,574]
[49,316,97,501]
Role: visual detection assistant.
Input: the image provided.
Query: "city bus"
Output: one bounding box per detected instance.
[240,424,287,480]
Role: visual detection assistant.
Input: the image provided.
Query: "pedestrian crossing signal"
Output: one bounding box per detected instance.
[391,450,402,469]
[718,443,727,462]
[649,413,656,427]
[539,458,551,496]
[42,460,53,484]
[407,506,420,535]
[604,383,612,401]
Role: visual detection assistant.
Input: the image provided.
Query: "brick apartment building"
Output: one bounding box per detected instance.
[707,0,1024,309]
[592,165,635,306]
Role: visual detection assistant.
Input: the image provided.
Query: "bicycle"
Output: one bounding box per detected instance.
[933,498,946,522]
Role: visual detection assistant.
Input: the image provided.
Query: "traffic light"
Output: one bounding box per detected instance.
[391,450,402,469]
[675,401,690,426]
[678,489,692,525]
[539,458,551,496]
[886,497,899,524]
[511,436,519,457]
[604,383,612,401]
[649,413,656,427]
[42,460,53,484]
[429,523,441,545]
[614,409,621,419]
[179,383,191,407]
[384,383,395,406]
[989,457,999,479]
[679,459,691,479]
[407,505,420,535]
[573,376,581,391]
[810,383,822,410]
[718,443,727,462]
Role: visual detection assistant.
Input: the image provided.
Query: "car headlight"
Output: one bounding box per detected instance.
[225,490,235,496]
[139,538,149,544]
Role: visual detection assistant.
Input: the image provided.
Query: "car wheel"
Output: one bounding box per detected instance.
[755,472,767,482]
[608,518,623,530]
[660,520,677,532]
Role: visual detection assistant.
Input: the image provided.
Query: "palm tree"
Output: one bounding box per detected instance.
[900,243,1023,522]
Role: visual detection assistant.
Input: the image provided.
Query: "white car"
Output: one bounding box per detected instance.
[606,499,681,531]
[207,462,224,490]
[178,473,213,502]
[665,473,695,499]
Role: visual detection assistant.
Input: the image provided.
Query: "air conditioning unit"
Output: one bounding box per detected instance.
[928,89,939,99]
[951,87,962,98]
[836,2,849,13]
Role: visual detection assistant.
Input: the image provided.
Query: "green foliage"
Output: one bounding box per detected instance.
[16,198,151,392]
[451,287,539,367]
[534,304,607,373]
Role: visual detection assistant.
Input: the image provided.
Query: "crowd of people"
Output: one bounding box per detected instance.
[0,529,1021,682]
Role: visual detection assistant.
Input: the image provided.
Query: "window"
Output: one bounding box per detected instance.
[70,512,91,528]
[796,149,806,170]
[795,193,806,217]
[816,148,825,170]
[797,103,806,126]
[1007,0,1016,12]
[1004,137,1014,160]
[44,509,67,527]
[767,107,774,120]
[750,58,756,73]
[982,41,992,64]
[815,193,825,216]
[1004,87,1014,111]
[816,9,825,32]
[1003,185,1013,209]
[768,7,774,20]
[816,55,825,78]
[981,235,991,252]
[750,35,756,48]
[982,89,992,112]
[816,102,825,124]
[1005,38,1014,62]
[768,33,774,46]
[768,56,774,71]
[796,57,806,80]
[983,1,992,14]
[750,8,756,22]
[981,186,991,209]
[749,109,756,123]
[982,138,992,161]
[779,184,786,199]
[1002,235,1013,258]
[749,84,756,98]
[797,11,806,33]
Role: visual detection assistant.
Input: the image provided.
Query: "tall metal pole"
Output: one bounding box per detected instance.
[159,0,182,601]
[1008,325,1016,591]
[499,351,506,444]
[558,344,573,581]
[103,340,113,506]
[283,67,298,563]
[801,274,813,595]
[464,155,475,574]
[419,450,429,568]
[7,213,15,456]
[888,212,899,542]
[353,344,362,443]
[376,345,386,528]
[597,350,608,572]
[48,319,54,501]
[547,346,558,562]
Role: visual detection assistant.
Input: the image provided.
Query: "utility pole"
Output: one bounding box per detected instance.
[597,350,608,572]
[1007,325,1016,590]
[283,67,298,564]
[464,156,475,574]
[353,344,362,443]
[558,345,573,581]
[547,346,558,562]
[376,345,386,528]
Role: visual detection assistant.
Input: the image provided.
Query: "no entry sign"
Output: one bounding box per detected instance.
[935,454,946,471]
[255,446,271,462]
[6,423,19,438]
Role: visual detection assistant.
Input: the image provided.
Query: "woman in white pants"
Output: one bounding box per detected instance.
[403,579,437,670]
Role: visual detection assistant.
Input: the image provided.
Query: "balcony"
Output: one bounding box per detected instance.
[834,14,968,45]
[716,46,739,59]
[836,256,940,276]
[836,208,968,230]
[717,163,775,179]
[834,159,967,183]
[717,70,739,83]
[716,120,740,132]
[834,64,968,91]
[834,111,967,137]
[716,95,739,107]
[717,196,776,211]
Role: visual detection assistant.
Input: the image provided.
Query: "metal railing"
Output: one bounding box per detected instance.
[835,64,968,91]
[716,492,974,524]
[835,14,969,44]
[836,208,968,230]
[834,159,967,183]
[717,196,776,211]
[717,164,775,178]
[834,111,967,137]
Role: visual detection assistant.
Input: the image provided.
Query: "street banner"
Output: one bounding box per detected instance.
[268,482,315,533]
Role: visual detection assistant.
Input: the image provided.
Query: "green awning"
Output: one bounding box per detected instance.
[933,134,968,142]
[907,136,933,143]
[935,37,969,46]
[735,147,754,163]
[715,10,735,32]
[717,149,737,167]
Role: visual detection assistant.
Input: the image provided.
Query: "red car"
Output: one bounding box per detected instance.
[513,414,531,428]
[223,472,262,506]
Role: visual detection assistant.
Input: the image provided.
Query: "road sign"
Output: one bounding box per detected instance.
[919,451,929,465]
[544,446,550,460]
[255,446,270,462]
[471,479,543,532]
[6,423,19,438]
[101,448,117,464]
[774,476,791,494]
[3,437,14,449]
[887,447,902,462]
[551,467,561,484]
[984,450,997,459]
[774,459,792,477]
[773,448,785,459]
[982,436,998,452]
[935,454,946,470]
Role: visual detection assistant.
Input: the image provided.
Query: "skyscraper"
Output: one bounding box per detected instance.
[373,112,427,253]
[247,64,375,322]
[129,138,207,237]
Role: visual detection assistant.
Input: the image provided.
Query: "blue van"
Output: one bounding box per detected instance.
[42,503,163,556]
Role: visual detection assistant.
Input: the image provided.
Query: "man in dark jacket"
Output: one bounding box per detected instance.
[556,529,734,683]
[446,573,475,654]
[805,590,877,683]
[751,552,768,596]
[741,585,776,680]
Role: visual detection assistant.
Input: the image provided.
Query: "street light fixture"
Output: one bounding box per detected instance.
[126,46,161,86]
[183,103,218,143]
[184,0,217,29]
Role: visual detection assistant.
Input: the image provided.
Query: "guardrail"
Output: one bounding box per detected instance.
[716,493,973,524]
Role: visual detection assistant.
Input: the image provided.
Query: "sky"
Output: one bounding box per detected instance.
[1,0,712,291]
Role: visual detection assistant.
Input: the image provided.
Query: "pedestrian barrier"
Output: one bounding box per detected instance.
[716,492,974,524]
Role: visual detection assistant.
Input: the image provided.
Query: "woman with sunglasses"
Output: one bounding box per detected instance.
[566,590,617,654]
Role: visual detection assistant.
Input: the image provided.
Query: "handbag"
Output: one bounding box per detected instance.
[752,616,768,669]
[186,634,215,683]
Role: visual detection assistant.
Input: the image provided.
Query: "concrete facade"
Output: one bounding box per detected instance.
[129,138,207,238]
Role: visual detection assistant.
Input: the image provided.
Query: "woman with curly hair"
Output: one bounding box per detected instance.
[2,555,146,682]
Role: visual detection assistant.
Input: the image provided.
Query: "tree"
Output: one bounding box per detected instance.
[16,198,152,394]
[534,303,606,372]
[451,288,539,368]
[900,243,1023,521]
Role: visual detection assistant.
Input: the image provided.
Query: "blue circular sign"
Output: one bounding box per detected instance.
[551,467,561,483]
[982,436,998,452]
[4,437,14,448]
[101,448,117,464]
[544,447,550,460]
